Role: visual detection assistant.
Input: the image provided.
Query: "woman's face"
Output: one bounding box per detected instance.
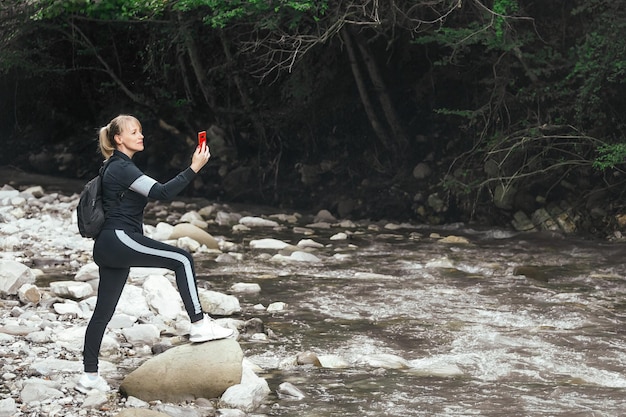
[115,120,144,157]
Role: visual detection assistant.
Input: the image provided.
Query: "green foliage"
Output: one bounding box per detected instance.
[413,0,521,57]
[565,18,626,130]
[415,24,497,61]
[593,143,626,170]
[173,0,328,29]
[32,0,167,20]
[30,0,330,33]
[492,0,518,45]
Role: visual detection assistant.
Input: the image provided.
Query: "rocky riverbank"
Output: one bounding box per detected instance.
[2,154,622,241]
[0,183,334,417]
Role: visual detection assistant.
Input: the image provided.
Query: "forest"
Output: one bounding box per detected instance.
[1,0,625,235]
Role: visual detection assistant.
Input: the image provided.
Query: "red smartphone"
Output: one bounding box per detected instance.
[198,131,207,148]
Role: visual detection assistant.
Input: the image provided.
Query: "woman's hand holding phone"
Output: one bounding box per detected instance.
[191,131,210,172]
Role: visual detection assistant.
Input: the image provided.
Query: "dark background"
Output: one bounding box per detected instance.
[2,0,626,235]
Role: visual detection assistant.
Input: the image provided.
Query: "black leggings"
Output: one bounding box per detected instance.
[83,229,204,372]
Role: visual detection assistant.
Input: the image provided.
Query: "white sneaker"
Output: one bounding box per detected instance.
[75,373,110,394]
[189,315,234,343]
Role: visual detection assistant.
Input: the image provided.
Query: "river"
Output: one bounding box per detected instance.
[4,166,625,416]
[199,221,626,416]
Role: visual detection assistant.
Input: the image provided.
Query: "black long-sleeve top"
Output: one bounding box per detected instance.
[101,150,196,234]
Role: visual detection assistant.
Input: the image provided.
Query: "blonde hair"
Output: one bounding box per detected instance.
[98,114,142,159]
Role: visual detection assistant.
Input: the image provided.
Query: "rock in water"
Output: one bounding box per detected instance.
[119,338,243,402]
[169,223,219,250]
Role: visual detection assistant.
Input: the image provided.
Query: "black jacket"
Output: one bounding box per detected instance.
[101,150,196,234]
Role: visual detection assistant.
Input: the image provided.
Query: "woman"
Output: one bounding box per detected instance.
[76,115,233,394]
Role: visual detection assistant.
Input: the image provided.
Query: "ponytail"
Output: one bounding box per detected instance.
[98,124,115,159]
[98,114,142,159]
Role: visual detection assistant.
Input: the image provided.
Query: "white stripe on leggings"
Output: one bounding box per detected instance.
[115,230,202,315]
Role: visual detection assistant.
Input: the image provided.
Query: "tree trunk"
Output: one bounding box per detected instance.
[340,28,393,155]
[352,31,409,154]
[178,14,216,112]
[219,32,266,145]
[176,42,194,105]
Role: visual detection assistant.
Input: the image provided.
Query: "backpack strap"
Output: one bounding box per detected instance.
[100,156,125,213]
[99,155,117,176]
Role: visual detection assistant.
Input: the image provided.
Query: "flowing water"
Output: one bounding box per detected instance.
[198,221,626,416]
[7,169,626,416]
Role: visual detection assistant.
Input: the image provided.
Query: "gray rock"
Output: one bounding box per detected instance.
[276,381,305,400]
[427,193,446,213]
[24,186,45,198]
[215,211,241,226]
[239,216,279,228]
[249,238,291,250]
[314,209,337,223]
[0,398,17,417]
[215,409,246,417]
[511,210,536,232]
[220,365,270,412]
[230,283,261,294]
[531,208,559,231]
[119,339,243,403]
[412,162,432,179]
[20,378,63,403]
[17,283,41,304]
[121,324,161,347]
[169,223,219,250]
[154,403,204,417]
[199,290,241,316]
[0,260,36,296]
[82,390,109,409]
[114,410,170,417]
[49,280,94,299]
[270,251,321,263]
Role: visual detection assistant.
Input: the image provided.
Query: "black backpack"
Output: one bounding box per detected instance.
[77,157,119,238]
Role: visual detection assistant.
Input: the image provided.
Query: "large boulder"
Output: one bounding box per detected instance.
[169,223,219,250]
[119,339,243,402]
[0,260,36,296]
